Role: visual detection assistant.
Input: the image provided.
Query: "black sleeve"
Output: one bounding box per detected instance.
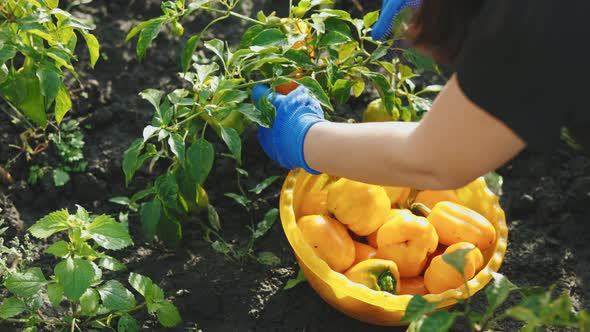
[454,0,589,152]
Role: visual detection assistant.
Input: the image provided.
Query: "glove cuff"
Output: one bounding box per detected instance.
[297,118,324,175]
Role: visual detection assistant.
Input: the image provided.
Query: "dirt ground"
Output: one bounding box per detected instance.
[0,1,588,331]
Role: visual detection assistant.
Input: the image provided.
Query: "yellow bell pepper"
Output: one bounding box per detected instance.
[455,177,500,222]
[375,209,439,277]
[424,242,484,294]
[344,259,401,295]
[353,241,378,264]
[426,201,496,251]
[414,190,460,209]
[383,186,411,208]
[300,190,329,216]
[326,178,391,236]
[399,276,428,296]
[297,215,356,273]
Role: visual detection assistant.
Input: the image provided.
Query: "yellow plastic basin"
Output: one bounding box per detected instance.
[279,169,509,326]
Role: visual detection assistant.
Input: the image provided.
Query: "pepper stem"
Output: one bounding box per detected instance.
[377,270,397,294]
[410,202,432,217]
[405,188,420,208]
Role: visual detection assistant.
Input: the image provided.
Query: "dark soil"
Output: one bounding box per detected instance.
[0,1,588,331]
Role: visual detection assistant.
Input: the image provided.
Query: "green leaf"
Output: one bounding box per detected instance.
[442,248,472,276]
[98,256,127,272]
[484,171,503,196]
[98,280,137,312]
[403,48,438,73]
[136,18,166,60]
[79,288,100,316]
[47,283,64,307]
[239,25,264,48]
[284,269,307,290]
[319,19,353,46]
[251,28,286,47]
[362,71,395,113]
[140,199,161,241]
[331,79,353,104]
[257,251,280,266]
[296,77,332,111]
[180,33,201,72]
[75,205,90,222]
[81,32,100,68]
[156,302,182,327]
[0,45,16,64]
[187,139,214,184]
[506,306,539,323]
[485,272,518,317]
[254,208,278,239]
[211,240,231,255]
[157,214,182,247]
[139,89,164,112]
[167,133,185,164]
[52,168,70,186]
[363,10,380,29]
[123,138,145,186]
[0,297,25,319]
[204,39,225,62]
[224,193,251,209]
[207,204,221,231]
[109,197,131,206]
[249,176,280,194]
[401,295,438,323]
[76,242,98,258]
[338,41,357,62]
[284,49,313,67]
[118,313,139,332]
[55,83,72,125]
[36,68,60,101]
[29,209,69,239]
[219,127,241,164]
[233,103,268,127]
[128,273,153,297]
[45,240,69,258]
[88,214,133,250]
[418,311,456,332]
[5,268,47,298]
[55,258,94,301]
[369,45,389,62]
[155,175,179,210]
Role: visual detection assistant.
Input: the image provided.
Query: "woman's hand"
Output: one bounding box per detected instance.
[251,84,326,174]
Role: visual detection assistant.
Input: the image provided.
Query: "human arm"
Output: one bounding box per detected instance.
[303,74,526,189]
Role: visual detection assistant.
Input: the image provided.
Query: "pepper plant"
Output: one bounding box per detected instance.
[122,0,441,246]
[0,0,99,127]
[0,206,181,331]
[402,249,589,332]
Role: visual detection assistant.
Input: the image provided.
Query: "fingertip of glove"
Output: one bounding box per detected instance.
[252,84,271,104]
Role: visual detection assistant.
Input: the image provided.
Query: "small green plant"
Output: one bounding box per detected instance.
[121,0,440,247]
[402,249,589,332]
[26,119,87,187]
[0,0,99,128]
[0,206,182,331]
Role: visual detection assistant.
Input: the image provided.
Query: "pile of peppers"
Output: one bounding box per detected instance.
[296,178,497,296]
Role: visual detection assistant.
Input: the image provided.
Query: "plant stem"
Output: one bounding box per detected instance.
[200,6,263,25]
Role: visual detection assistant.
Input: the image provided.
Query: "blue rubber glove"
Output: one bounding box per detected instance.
[252,84,326,175]
[372,0,421,41]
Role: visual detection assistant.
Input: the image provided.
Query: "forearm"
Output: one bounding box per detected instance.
[303,121,448,188]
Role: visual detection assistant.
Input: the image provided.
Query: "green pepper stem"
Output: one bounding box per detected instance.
[377,270,397,295]
[410,202,432,217]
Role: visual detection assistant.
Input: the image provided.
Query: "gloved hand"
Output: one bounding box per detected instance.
[372,0,421,41]
[252,84,326,174]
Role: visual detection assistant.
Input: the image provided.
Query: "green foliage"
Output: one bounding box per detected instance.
[122,0,439,250]
[402,251,587,332]
[0,206,181,330]
[0,0,100,127]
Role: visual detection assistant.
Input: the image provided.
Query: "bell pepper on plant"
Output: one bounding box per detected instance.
[421,201,497,251]
[344,259,401,295]
[275,18,314,95]
[353,241,378,264]
[399,276,428,296]
[375,209,438,277]
[326,178,391,236]
[424,242,484,294]
[362,98,400,123]
[297,215,356,273]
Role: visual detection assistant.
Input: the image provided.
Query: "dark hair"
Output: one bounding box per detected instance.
[409,0,485,62]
